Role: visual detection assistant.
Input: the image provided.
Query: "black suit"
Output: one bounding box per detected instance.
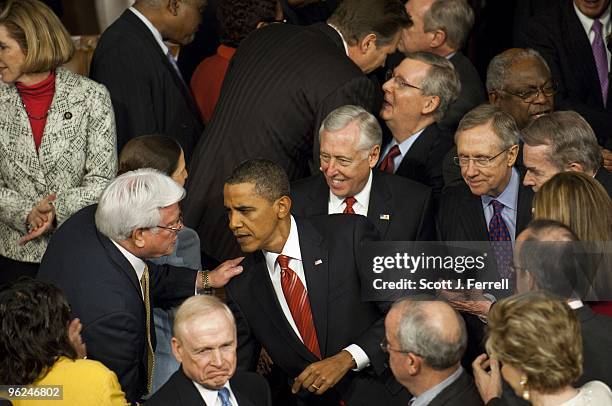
[290,171,435,241]
[516,0,612,147]
[595,167,612,197]
[183,22,379,262]
[146,367,272,406]
[386,123,455,199]
[226,215,410,405]
[440,52,486,132]
[90,10,203,159]
[428,369,484,406]
[37,205,197,403]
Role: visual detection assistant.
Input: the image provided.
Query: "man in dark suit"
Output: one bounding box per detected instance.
[516,0,612,150]
[379,52,460,198]
[384,299,483,406]
[399,0,485,131]
[37,170,243,403]
[183,0,411,262]
[147,295,271,406]
[291,105,435,241]
[521,111,612,196]
[223,159,411,405]
[90,0,204,160]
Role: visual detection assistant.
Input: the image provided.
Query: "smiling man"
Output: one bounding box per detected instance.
[291,105,435,241]
[147,295,271,405]
[223,159,412,405]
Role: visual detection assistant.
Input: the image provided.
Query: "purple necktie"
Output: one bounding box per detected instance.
[592,19,609,106]
[488,200,512,278]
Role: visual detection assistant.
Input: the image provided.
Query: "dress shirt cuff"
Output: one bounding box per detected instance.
[344,344,370,371]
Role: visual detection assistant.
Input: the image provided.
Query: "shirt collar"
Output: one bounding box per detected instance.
[568,299,585,310]
[264,216,302,275]
[192,381,235,406]
[573,1,611,35]
[481,167,520,212]
[327,23,349,56]
[411,366,464,406]
[328,169,373,212]
[129,7,169,56]
[392,127,427,157]
[110,240,146,281]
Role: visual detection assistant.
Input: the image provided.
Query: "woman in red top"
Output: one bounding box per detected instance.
[0,0,117,283]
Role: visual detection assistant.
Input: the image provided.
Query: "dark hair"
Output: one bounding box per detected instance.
[328,0,412,46]
[217,0,278,48]
[0,278,77,385]
[225,159,289,201]
[118,134,182,176]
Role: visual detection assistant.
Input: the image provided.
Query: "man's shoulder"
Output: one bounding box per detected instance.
[375,171,432,196]
[147,368,196,405]
[291,173,326,194]
[430,370,483,406]
[231,370,271,403]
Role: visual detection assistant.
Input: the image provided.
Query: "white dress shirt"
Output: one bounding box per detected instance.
[263,216,370,370]
[193,381,239,406]
[328,170,373,216]
[111,240,146,298]
[574,2,611,70]
[380,128,427,174]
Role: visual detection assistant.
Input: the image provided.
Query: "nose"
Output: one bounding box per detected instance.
[464,160,479,178]
[228,211,242,231]
[323,159,338,177]
[210,348,223,367]
[382,78,393,93]
[523,171,536,188]
[532,88,548,104]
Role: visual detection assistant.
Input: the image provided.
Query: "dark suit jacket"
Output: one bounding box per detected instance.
[290,171,435,241]
[440,52,486,132]
[146,367,271,406]
[516,0,612,147]
[595,167,612,198]
[37,205,198,403]
[183,22,380,262]
[428,369,484,406]
[225,215,410,405]
[90,10,203,159]
[388,123,455,199]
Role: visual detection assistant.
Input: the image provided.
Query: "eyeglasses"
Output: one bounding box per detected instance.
[453,147,512,168]
[499,81,557,103]
[380,338,414,355]
[385,69,422,91]
[156,215,183,233]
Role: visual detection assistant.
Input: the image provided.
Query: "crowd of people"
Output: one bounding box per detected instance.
[1,0,612,405]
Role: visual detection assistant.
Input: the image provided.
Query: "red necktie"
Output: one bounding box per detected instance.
[343,197,356,214]
[278,255,321,358]
[379,145,401,174]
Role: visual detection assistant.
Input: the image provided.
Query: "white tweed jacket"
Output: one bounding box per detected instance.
[0,67,117,263]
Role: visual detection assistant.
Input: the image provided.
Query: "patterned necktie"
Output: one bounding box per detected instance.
[277,255,321,358]
[487,200,513,278]
[218,387,232,406]
[592,19,609,106]
[379,145,401,174]
[343,196,356,214]
[140,264,155,393]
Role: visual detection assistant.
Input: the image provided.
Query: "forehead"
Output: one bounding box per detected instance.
[406,0,434,20]
[179,311,234,345]
[321,122,361,150]
[396,58,430,80]
[456,122,503,153]
[223,182,270,206]
[505,57,550,87]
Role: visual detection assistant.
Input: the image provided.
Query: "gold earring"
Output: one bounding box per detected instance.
[519,375,530,401]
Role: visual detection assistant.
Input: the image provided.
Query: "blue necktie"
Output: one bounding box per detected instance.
[166,50,188,89]
[488,200,513,278]
[218,387,232,406]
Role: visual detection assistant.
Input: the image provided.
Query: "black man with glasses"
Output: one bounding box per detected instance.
[383,298,483,406]
[379,52,460,199]
[38,170,244,403]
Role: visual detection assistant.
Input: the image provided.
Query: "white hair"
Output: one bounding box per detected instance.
[95,168,185,240]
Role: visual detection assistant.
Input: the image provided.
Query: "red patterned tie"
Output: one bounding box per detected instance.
[379,145,401,174]
[343,197,356,214]
[278,255,321,359]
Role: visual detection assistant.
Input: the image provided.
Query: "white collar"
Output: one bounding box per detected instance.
[192,381,237,406]
[327,23,349,56]
[567,299,584,310]
[573,1,611,36]
[129,7,170,56]
[329,169,373,213]
[110,240,146,283]
[263,216,302,274]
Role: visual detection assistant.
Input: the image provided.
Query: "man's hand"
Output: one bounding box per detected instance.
[472,353,502,403]
[20,194,57,245]
[291,350,355,395]
[208,257,245,288]
[438,289,492,317]
[602,148,612,171]
[68,318,87,359]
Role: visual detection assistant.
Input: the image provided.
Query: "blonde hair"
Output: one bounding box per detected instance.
[0,0,74,73]
[486,292,583,392]
[173,295,236,339]
[533,172,612,241]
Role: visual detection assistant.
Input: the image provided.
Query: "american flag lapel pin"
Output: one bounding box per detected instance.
[380,214,390,220]
[314,259,323,265]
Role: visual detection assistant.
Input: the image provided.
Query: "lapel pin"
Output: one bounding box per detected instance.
[379,214,390,220]
[64,112,72,120]
[314,259,323,265]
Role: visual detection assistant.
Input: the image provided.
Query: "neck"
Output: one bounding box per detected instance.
[17,71,51,87]
[265,217,292,254]
[430,45,455,58]
[531,386,579,406]
[488,169,513,198]
[389,117,435,143]
[133,4,169,39]
[407,365,459,397]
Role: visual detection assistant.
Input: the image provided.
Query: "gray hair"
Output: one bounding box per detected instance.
[486,48,551,93]
[404,52,461,121]
[423,0,475,50]
[319,105,382,151]
[456,103,520,149]
[95,168,185,240]
[173,295,236,338]
[522,111,602,173]
[395,300,467,370]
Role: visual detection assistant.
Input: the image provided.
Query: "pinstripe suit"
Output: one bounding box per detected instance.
[184,22,381,261]
[0,67,117,265]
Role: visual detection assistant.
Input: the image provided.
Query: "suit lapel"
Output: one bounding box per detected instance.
[173,368,207,405]
[295,218,329,357]
[463,192,489,241]
[305,175,329,217]
[396,124,435,177]
[516,185,534,235]
[367,172,392,238]
[97,229,142,297]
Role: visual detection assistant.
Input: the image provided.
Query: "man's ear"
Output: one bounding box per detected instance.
[422,95,441,116]
[566,162,586,173]
[430,29,446,49]
[507,144,519,167]
[276,196,292,219]
[488,91,500,105]
[359,33,378,54]
[368,145,381,168]
[167,0,179,16]
[171,337,183,363]
[406,353,421,375]
[131,228,146,248]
